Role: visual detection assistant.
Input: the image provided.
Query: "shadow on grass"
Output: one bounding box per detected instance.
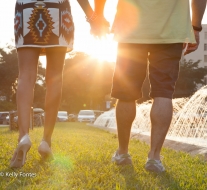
[117,165,141,190]
[144,170,183,189]
[116,164,183,190]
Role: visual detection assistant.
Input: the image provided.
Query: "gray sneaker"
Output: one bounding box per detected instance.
[145,158,165,173]
[112,151,132,165]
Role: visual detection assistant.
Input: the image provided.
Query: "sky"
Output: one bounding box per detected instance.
[0,0,206,63]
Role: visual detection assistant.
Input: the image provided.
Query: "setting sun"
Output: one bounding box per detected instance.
[78,35,117,62]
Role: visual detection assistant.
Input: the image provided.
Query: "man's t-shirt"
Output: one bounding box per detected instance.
[112,0,195,44]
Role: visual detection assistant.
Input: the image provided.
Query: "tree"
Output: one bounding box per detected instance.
[174,59,207,98]
[33,83,46,109]
[61,52,114,113]
[0,47,18,101]
[0,46,46,109]
[137,59,207,103]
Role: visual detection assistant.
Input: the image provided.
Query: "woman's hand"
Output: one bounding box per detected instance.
[87,14,110,38]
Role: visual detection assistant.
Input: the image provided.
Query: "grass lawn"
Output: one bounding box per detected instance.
[0,122,206,190]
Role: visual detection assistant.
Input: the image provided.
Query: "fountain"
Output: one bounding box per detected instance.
[94,86,207,147]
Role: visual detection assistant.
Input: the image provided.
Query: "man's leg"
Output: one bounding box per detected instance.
[145,43,182,172]
[111,43,147,165]
[148,97,173,160]
[116,100,136,155]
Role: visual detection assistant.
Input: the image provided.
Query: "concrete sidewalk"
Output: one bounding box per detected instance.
[0,124,9,128]
[88,124,207,161]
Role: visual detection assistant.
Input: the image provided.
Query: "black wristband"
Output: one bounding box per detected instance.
[192,25,202,32]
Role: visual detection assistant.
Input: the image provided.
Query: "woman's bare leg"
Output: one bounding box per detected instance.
[16,48,40,141]
[42,47,66,146]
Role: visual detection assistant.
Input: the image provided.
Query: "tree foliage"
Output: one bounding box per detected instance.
[0,47,18,101]
[0,48,114,112]
[138,59,207,102]
[0,46,46,109]
[174,59,207,98]
[62,52,114,113]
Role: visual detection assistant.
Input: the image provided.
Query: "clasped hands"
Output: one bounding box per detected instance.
[87,13,110,38]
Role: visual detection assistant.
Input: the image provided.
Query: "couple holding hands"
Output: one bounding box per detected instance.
[11,0,206,174]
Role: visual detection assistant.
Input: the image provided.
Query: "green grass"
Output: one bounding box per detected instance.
[0,122,206,190]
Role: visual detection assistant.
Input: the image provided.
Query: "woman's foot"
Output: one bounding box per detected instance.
[38,140,54,160]
[10,134,32,168]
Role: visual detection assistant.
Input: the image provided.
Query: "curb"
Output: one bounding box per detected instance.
[88,124,207,161]
[0,125,9,128]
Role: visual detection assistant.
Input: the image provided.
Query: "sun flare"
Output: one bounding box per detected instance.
[39,34,117,68]
[81,34,117,62]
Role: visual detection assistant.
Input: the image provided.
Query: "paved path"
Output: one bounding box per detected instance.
[88,124,207,161]
[0,124,9,128]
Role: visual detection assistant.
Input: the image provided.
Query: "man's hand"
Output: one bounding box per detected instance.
[184,30,200,55]
[89,16,110,38]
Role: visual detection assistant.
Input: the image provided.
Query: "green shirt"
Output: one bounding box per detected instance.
[112,0,195,44]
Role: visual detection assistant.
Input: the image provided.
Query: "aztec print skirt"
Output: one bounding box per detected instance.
[14,0,74,54]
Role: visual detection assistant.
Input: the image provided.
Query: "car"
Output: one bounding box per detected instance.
[57,111,68,122]
[7,108,44,125]
[77,110,95,123]
[0,112,9,124]
[5,115,10,124]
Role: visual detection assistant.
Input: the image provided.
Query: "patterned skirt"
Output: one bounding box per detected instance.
[14,0,74,54]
